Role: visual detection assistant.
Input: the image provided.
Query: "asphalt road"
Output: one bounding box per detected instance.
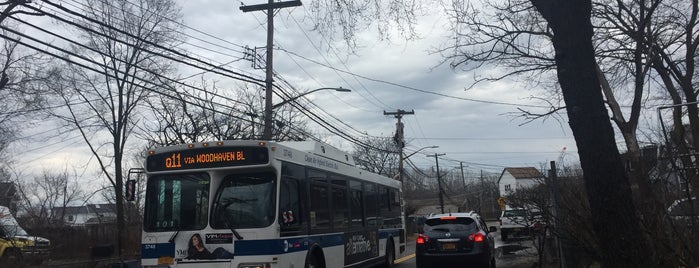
[393,221,539,268]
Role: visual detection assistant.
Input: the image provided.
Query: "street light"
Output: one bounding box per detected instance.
[398,145,439,182]
[263,87,351,139]
[404,145,439,160]
[272,87,351,109]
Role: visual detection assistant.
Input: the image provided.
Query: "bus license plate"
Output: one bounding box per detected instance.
[442,243,456,250]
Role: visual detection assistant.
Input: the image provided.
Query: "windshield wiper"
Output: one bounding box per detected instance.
[224,216,244,240]
[168,226,181,243]
[231,228,244,240]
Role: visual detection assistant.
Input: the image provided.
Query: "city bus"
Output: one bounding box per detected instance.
[141,140,406,268]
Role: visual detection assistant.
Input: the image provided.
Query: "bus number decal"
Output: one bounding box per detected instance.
[165,153,182,168]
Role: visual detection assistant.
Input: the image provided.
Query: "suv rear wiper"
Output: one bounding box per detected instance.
[432,228,451,232]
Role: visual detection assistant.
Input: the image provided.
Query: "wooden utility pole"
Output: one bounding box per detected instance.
[241,0,302,140]
[384,109,414,182]
[427,153,446,213]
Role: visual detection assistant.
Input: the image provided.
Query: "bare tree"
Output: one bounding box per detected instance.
[306,0,423,52]
[13,169,84,227]
[352,136,398,177]
[0,25,50,162]
[526,0,655,265]
[44,0,182,257]
[139,80,311,146]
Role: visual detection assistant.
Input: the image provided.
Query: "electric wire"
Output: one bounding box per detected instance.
[0,26,257,127]
[36,0,266,86]
[7,14,252,108]
[63,0,250,67]
[279,47,551,108]
[244,12,372,140]
[289,9,390,109]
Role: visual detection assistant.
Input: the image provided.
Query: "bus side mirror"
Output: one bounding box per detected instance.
[125,179,136,201]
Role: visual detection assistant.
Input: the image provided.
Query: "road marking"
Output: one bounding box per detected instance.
[395,253,415,263]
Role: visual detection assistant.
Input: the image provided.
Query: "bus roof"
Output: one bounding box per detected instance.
[278,141,355,166]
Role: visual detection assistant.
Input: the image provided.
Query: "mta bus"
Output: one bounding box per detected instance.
[141,140,406,268]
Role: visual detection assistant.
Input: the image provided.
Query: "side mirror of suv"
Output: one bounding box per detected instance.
[489,226,498,233]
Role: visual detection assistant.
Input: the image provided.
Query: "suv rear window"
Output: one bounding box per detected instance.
[424,217,477,232]
[503,209,527,217]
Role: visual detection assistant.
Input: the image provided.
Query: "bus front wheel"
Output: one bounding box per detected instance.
[304,249,324,268]
[382,240,395,268]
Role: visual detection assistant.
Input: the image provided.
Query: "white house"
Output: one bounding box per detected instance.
[497,167,545,197]
[53,203,117,226]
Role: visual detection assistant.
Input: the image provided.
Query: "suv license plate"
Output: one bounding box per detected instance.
[441,243,456,250]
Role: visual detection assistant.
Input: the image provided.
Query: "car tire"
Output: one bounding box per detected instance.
[416,259,430,268]
[1,248,22,266]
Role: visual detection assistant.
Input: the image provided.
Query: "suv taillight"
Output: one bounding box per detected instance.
[468,232,485,243]
[417,234,429,244]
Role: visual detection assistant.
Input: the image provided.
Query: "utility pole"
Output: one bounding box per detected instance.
[427,153,446,213]
[241,0,302,140]
[548,161,566,268]
[460,162,466,189]
[479,170,484,213]
[384,109,414,182]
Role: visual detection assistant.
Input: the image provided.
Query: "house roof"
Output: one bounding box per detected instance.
[505,167,544,179]
[498,167,545,184]
[54,203,117,216]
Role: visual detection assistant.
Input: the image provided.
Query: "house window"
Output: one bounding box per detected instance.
[68,215,74,222]
[505,184,512,192]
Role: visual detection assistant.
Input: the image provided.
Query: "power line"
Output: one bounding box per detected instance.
[6,15,252,109]
[279,47,551,108]
[0,26,256,126]
[34,0,266,86]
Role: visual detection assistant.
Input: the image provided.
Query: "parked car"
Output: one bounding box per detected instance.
[0,206,51,264]
[416,212,496,268]
[499,206,543,241]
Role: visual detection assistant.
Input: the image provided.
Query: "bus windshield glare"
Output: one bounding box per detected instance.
[144,173,210,231]
[211,172,276,229]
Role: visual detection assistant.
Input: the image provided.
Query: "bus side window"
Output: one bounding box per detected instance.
[365,183,379,227]
[280,177,302,236]
[379,186,390,227]
[349,180,364,229]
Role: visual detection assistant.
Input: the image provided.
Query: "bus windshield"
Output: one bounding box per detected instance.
[144,173,210,232]
[211,172,276,229]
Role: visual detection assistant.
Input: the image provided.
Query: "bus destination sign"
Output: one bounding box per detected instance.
[146,146,269,172]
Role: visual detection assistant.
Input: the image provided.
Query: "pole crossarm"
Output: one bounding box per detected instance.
[240,0,302,12]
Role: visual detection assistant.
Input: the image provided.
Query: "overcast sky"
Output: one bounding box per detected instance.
[11,0,582,186]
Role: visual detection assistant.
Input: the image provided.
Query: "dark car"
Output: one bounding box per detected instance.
[415,212,497,268]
